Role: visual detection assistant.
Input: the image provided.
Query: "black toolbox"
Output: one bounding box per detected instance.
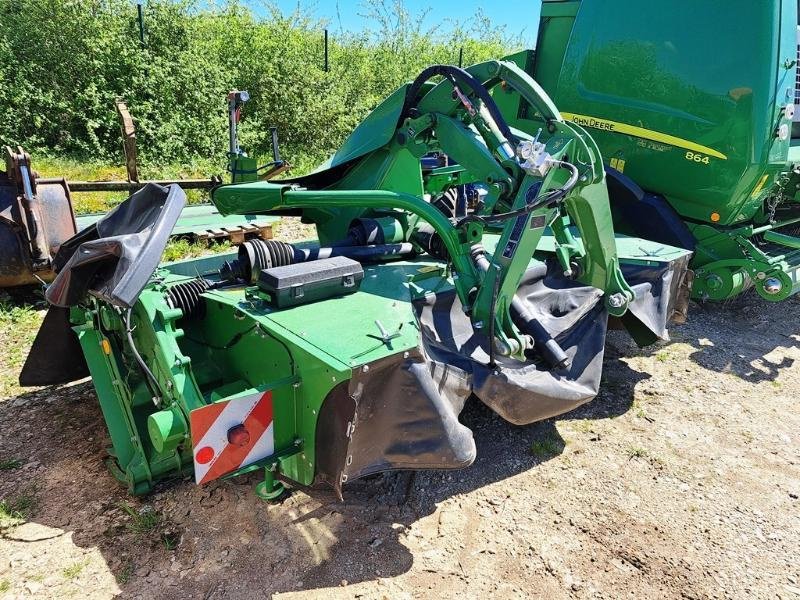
[257,256,364,308]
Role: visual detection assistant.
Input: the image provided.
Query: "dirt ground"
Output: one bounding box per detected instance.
[1,235,799,598]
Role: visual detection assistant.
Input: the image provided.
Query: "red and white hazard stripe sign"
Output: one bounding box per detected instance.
[190,391,274,485]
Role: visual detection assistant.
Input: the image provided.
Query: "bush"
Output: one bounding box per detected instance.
[0,0,520,171]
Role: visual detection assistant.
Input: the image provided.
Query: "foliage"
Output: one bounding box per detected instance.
[62,561,88,580]
[162,237,231,262]
[0,484,39,529]
[0,297,42,399]
[0,458,22,470]
[118,502,161,534]
[0,0,519,170]
[530,434,564,458]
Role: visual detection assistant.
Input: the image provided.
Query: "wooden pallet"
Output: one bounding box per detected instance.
[195,222,274,245]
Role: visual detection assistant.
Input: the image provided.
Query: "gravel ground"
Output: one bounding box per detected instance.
[0,228,798,599]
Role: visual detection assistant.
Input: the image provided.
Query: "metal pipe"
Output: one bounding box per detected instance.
[270,127,281,163]
[53,178,214,192]
[324,29,329,72]
[299,242,414,262]
[137,2,145,46]
[228,97,238,155]
[19,164,34,201]
[750,216,800,235]
[19,164,49,263]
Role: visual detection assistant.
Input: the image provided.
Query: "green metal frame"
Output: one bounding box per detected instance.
[65,57,676,499]
[214,60,634,351]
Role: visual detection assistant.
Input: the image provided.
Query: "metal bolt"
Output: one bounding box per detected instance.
[764,278,783,295]
[403,352,410,359]
[362,365,370,373]
[608,293,627,309]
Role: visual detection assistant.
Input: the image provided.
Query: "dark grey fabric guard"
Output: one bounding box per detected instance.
[620,255,693,344]
[18,306,89,386]
[20,184,186,387]
[46,183,185,308]
[313,255,690,492]
[414,262,609,425]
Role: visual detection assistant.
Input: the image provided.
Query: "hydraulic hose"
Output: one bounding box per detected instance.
[124,308,163,407]
[400,64,518,146]
[472,248,571,370]
[457,160,580,229]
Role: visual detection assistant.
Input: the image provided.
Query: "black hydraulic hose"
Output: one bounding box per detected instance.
[400,64,517,145]
[509,296,571,370]
[472,247,570,370]
[457,160,580,229]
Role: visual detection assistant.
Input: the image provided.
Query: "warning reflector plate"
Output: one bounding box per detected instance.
[190,391,274,485]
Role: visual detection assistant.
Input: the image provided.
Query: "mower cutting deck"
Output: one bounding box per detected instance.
[20,60,692,498]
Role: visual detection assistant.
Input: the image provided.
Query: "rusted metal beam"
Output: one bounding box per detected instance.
[38,177,219,192]
[115,99,139,183]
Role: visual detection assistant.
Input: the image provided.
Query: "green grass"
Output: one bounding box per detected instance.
[117,562,134,585]
[632,398,651,421]
[531,435,564,459]
[162,238,231,263]
[655,350,671,363]
[62,560,88,580]
[0,458,22,471]
[0,485,39,528]
[0,298,43,399]
[161,531,180,551]
[119,502,160,534]
[627,446,649,460]
[569,420,595,434]
[0,579,9,593]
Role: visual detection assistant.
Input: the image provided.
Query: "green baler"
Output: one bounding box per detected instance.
[497,0,800,301]
[20,61,691,499]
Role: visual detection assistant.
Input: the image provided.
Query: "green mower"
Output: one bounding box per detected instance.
[20,61,691,498]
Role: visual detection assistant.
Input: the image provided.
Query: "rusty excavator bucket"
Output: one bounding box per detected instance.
[0,146,76,287]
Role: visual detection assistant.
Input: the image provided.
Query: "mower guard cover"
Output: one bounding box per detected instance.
[20,183,185,387]
[46,183,185,308]
[314,254,688,495]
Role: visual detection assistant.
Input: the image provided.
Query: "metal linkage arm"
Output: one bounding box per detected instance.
[212,183,482,306]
